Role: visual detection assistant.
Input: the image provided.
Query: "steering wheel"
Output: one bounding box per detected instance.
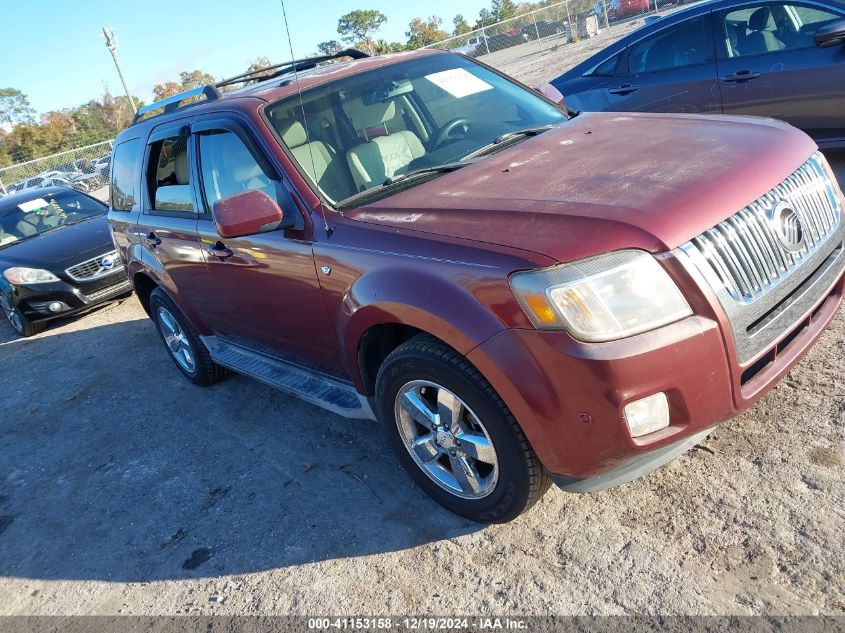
[432,118,471,148]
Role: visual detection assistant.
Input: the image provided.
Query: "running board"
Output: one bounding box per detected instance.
[200,335,374,420]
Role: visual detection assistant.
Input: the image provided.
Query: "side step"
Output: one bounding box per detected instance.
[200,335,374,420]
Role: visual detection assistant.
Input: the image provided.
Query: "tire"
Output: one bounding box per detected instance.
[149,287,227,386]
[375,336,551,523]
[3,304,46,338]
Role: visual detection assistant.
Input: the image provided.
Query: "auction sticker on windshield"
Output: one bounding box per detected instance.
[18,198,48,213]
[424,68,493,98]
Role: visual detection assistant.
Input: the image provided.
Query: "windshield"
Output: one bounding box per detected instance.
[265,54,566,206]
[0,190,105,248]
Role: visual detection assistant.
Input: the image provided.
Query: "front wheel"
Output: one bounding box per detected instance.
[149,287,227,386]
[1,295,45,337]
[375,336,550,523]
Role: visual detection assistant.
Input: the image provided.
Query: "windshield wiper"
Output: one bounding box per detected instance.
[462,124,559,161]
[383,161,474,186]
[492,124,558,145]
[336,161,474,208]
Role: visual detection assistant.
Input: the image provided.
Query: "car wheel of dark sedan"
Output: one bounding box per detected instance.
[375,336,551,523]
[149,287,227,386]
[1,300,45,338]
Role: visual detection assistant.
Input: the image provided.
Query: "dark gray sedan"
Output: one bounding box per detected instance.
[551,0,845,148]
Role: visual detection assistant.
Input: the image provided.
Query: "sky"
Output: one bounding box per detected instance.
[0,0,488,115]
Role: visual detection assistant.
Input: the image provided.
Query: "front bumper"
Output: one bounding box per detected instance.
[466,267,844,484]
[10,272,132,323]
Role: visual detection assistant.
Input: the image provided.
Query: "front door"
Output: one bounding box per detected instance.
[190,119,343,374]
[714,2,845,145]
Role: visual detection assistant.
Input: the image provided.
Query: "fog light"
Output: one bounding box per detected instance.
[48,301,65,313]
[624,392,670,438]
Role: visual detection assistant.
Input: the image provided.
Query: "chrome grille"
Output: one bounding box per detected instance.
[687,153,841,302]
[66,250,123,282]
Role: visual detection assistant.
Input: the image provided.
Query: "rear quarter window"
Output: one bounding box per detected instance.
[110,138,141,211]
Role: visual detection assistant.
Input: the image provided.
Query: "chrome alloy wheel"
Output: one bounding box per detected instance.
[156,306,195,373]
[395,380,499,499]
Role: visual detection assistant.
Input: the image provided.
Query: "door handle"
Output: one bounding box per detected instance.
[722,70,761,82]
[208,242,234,261]
[608,84,639,95]
[143,233,161,247]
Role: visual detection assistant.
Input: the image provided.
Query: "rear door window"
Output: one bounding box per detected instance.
[145,128,195,214]
[628,16,712,73]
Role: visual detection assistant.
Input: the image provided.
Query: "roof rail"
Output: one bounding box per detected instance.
[215,48,369,89]
[132,85,222,124]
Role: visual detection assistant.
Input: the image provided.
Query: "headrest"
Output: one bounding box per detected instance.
[749,7,774,31]
[174,151,189,185]
[281,121,308,148]
[343,100,396,131]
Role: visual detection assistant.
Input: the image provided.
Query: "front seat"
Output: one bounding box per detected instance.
[280,121,350,202]
[343,100,425,191]
[743,7,785,56]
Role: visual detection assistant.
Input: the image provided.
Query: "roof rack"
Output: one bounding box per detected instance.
[215,48,369,88]
[132,85,222,123]
[130,49,368,126]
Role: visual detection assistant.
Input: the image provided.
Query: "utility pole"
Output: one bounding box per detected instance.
[101,27,137,114]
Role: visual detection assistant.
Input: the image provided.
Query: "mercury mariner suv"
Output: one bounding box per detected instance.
[107,48,844,522]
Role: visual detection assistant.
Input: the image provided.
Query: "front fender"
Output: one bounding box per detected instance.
[339,265,510,389]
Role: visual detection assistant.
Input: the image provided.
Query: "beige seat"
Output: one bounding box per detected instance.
[280,122,350,201]
[174,150,189,185]
[343,100,425,192]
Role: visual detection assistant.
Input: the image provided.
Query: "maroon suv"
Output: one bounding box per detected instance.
[108,49,845,522]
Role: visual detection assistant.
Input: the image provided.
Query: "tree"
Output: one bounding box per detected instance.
[477,8,492,27]
[244,56,274,85]
[374,40,406,54]
[153,70,216,100]
[0,88,36,127]
[337,9,387,54]
[152,81,181,101]
[453,14,472,35]
[406,16,450,49]
[492,0,519,21]
[316,40,344,56]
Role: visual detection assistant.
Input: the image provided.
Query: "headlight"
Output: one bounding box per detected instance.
[3,267,61,285]
[510,250,692,342]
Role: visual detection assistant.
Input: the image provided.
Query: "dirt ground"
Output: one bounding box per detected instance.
[0,33,843,618]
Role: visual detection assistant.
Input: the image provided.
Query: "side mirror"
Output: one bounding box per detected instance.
[815,18,845,47]
[212,189,285,239]
[535,83,566,108]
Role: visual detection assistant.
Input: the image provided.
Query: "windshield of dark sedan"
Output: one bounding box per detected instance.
[265,54,567,205]
[0,190,105,248]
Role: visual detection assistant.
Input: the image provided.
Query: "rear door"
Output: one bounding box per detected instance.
[604,14,722,114]
[135,119,209,317]
[714,1,845,145]
[190,116,342,373]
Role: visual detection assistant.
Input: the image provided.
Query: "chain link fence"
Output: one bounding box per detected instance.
[0,140,113,199]
[424,0,679,59]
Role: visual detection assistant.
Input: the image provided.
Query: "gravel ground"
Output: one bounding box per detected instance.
[0,41,843,618]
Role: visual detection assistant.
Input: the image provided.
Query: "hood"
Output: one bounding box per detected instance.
[0,215,114,272]
[347,111,817,263]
